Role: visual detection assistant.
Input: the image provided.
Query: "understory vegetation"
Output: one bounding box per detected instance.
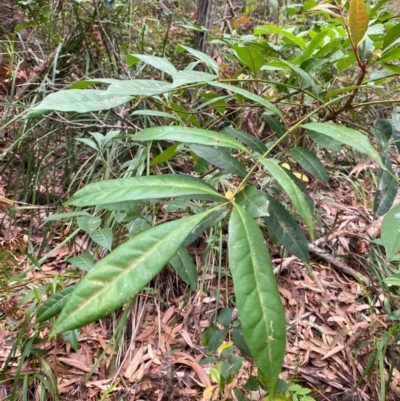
[1,0,400,400]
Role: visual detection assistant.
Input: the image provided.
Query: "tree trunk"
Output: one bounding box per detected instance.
[196,0,219,55]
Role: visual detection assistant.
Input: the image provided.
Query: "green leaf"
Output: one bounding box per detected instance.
[263,114,287,138]
[130,110,179,121]
[232,44,264,75]
[36,286,76,323]
[393,107,400,155]
[383,22,400,50]
[254,25,306,49]
[177,45,219,74]
[278,60,321,95]
[133,126,248,151]
[349,0,369,46]
[264,195,309,263]
[302,30,330,61]
[308,130,341,153]
[33,90,131,113]
[235,186,270,218]
[218,308,233,328]
[44,211,90,222]
[381,204,400,261]
[61,329,79,352]
[65,175,224,207]
[150,143,179,166]
[68,253,95,271]
[258,157,314,239]
[90,228,113,251]
[169,246,198,290]
[51,209,216,335]
[228,204,286,395]
[374,155,398,217]
[211,82,283,119]
[77,215,101,233]
[105,80,175,96]
[172,71,218,86]
[302,123,384,169]
[189,144,247,177]
[126,54,178,75]
[222,126,266,155]
[290,147,329,184]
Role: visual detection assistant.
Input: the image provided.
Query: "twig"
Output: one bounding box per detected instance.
[274,239,371,286]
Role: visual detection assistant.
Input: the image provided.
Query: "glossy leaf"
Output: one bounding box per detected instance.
[51,209,215,335]
[211,82,283,119]
[258,157,314,238]
[90,228,113,251]
[228,204,286,395]
[235,186,270,218]
[381,204,400,261]
[222,126,266,155]
[290,147,329,184]
[189,144,247,177]
[302,123,384,169]
[36,286,76,323]
[349,0,369,46]
[133,126,247,151]
[65,175,224,207]
[264,195,309,263]
[169,246,198,290]
[126,54,178,75]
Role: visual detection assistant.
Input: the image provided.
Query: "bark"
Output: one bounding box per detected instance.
[196,0,219,55]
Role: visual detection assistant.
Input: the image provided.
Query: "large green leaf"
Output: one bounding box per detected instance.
[235,186,270,218]
[51,210,215,335]
[169,246,198,290]
[33,90,131,113]
[189,144,247,177]
[290,147,329,184]
[65,175,224,207]
[381,204,400,261]
[228,204,286,395]
[126,54,178,75]
[133,126,248,151]
[264,195,309,263]
[302,123,384,169]
[258,157,314,239]
[211,82,283,119]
